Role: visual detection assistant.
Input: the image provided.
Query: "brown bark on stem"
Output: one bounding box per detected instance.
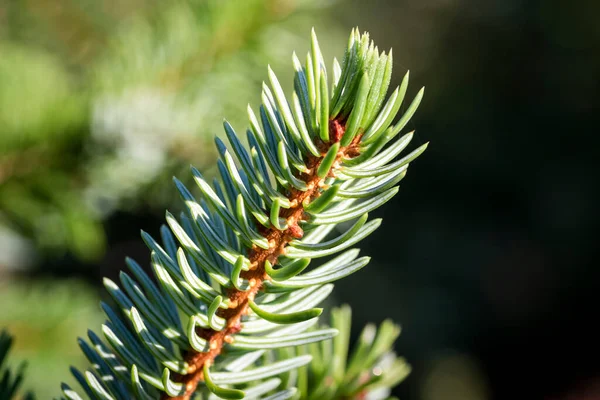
[163,121,360,400]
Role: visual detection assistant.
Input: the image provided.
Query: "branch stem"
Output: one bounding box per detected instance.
[163,121,358,400]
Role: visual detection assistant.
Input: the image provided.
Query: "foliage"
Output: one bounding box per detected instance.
[57,27,426,400]
[1,330,34,400]
[0,280,104,398]
[300,305,410,400]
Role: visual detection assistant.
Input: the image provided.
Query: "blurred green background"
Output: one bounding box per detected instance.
[0,0,598,399]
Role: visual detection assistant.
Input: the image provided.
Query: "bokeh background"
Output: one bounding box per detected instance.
[1,0,598,398]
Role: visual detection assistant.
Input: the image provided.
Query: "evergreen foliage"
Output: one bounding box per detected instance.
[298,305,410,400]
[59,28,427,399]
[0,280,104,398]
[0,330,34,400]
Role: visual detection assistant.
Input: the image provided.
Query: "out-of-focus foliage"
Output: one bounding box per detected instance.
[0,43,84,152]
[300,305,410,400]
[0,0,344,269]
[0,39,96,265]
[0,279,103,398]
[0,330,34,400]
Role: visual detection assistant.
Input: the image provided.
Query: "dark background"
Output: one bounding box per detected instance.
[2,0,599,399]
[335,1,600,399]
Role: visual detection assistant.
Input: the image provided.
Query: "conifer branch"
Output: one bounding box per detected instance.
[58,27,428,400]
[165,108,360,399]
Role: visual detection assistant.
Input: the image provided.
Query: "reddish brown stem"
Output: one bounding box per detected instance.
[163,123,361,400]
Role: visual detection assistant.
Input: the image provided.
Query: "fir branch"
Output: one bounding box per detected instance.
[60,27,428,400]
[164,97,364,399]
